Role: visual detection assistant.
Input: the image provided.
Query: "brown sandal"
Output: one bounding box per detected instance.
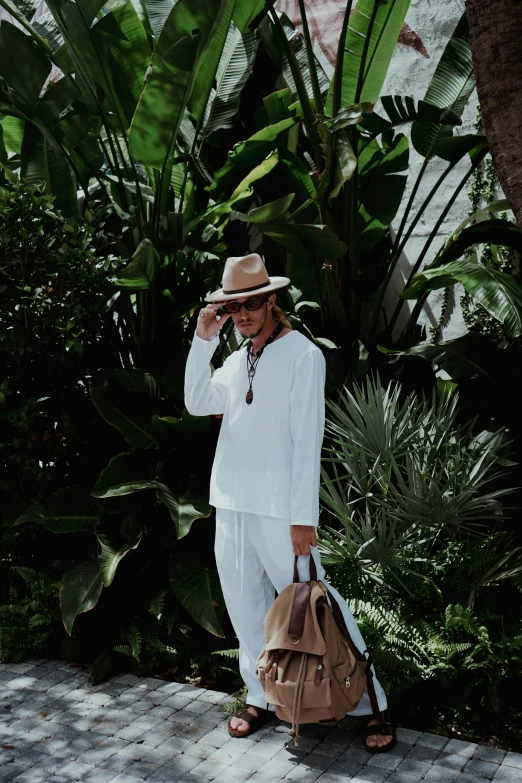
[364,709,397,754]
[227,704,271,738]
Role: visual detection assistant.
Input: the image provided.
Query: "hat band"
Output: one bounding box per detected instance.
[222,279,271,295]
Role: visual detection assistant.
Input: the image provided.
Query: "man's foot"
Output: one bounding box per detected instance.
[229,705,258,733]
[365,717,394,750]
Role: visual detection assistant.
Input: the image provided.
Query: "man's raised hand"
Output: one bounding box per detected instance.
[196,303,231,341]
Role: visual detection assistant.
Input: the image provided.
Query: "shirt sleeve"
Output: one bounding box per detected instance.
[184,331,232,416]
[289,346,326,526]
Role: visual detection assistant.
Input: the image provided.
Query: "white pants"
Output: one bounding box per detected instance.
[214,508,388,715]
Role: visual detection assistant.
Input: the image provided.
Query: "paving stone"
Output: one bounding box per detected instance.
[105,775,144,783]
[474,747,507,765]
[207,738,252,764]
[0,764,28,783]
[417,733,450,750]
[444,739,478,758]
[146,705,178,721]
[395,728,423,745]
[115,675,141,686]
[492,767,522,782]
[367,751,402,771]
[406,744,441,763]
[82,770,116,783]
[240,775,272,783]
[460,776,491,783]
[160,695,193,711]
[385,772,422,783]
[3,664,39,675]
[338,746,371,766]
[284,765,324,782]
[154,682,186,696]
[77,736,131,765]
[328,759,364,777]
[503,751,522,769]
[188,758,227,780]
[125,760,163,779]
[53,760,95,779]
[243,739,284,763]
[464,758,500,779]
[3,678,38,692]
[230,753,267,774]
[268,746,307,766]
[433,752,467,771]
[422,766,460,782]
[301,752,336,772]
[180,700,214,715]
[350,769,390,783]
[195,727,231,749]
[256,754,296,778]
[395,758,433,778]
[154,735,192,756]
[313,774,347,783]
[196,690,229,705]
[213,767,254,783]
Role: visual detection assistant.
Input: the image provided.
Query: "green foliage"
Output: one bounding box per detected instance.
[0,566,62,662]
[320,376,522,742]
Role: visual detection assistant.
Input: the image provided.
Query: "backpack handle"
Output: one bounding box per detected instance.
[293,553,318,583]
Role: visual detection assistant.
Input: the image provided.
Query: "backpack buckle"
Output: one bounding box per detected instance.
[289,636,300,644]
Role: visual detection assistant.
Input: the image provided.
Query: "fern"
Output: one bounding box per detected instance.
[211,648,240,659]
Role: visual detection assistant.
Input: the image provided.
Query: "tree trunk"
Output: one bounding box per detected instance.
[466,0,522,227]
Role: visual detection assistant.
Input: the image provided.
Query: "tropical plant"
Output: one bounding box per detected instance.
[319,376,519,592]
[319,375,522,743]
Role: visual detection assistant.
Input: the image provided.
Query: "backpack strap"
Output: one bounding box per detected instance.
[293,554,318,583]
[324,587,384,721]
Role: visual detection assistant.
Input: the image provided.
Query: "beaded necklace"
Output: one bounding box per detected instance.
[245,321,284,404]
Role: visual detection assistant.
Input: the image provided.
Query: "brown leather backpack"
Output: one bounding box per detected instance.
[256,556,382,744]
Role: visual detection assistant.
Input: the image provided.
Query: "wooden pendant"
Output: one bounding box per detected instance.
[246,389,253,404]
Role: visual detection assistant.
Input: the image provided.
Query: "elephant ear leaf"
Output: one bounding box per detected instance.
[95,517,142,586]
[170,559,226,636]
[14,486,102,532]
[155,480,212,538]
[60,559,104,636]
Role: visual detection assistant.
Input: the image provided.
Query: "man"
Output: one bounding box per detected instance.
[184,253,394,752]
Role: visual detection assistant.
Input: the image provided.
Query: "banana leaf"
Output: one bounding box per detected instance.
[0,21,50,105]
[326,0,412,113]
[207,117,297,198]
[401,260,522,337]
[411,14,475,160]
[201,21,259,138]
[21,124,78,217]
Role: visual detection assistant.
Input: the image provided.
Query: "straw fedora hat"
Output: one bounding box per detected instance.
[204,253,290,303]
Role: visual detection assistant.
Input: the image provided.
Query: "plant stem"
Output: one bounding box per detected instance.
[265,0,323,172]
[365,156,462,345]
[332,0,354,117]
[297,0,324,115]
[397,148,488,348]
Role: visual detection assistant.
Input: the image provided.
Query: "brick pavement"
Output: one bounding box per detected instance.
[1,660,520,782]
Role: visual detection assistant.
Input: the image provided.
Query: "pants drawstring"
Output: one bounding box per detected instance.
[234,511,245,596]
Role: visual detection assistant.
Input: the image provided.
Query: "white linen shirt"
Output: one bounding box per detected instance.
[184,328,326,527]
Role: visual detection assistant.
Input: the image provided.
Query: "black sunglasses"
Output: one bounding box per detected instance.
[220,294,271,314]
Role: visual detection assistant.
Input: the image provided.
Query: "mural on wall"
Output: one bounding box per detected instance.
[278,0,429,67]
